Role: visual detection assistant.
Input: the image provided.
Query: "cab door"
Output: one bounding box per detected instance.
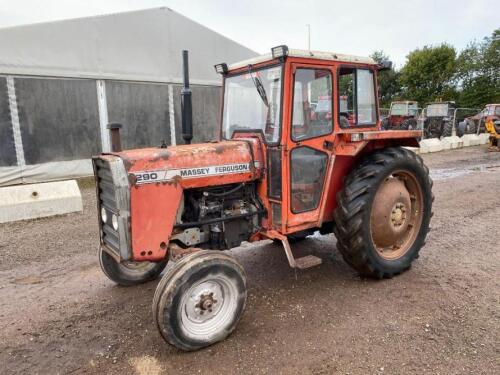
[283,64,336,231]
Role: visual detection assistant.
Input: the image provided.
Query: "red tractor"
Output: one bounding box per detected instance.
[93,46,433,351]
[460,104,500,135]
[381,101,419,130]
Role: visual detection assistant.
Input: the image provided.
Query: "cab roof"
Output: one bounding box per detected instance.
[228,48,376,71]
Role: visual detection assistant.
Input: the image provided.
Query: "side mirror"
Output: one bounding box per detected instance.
[377,60,393,71]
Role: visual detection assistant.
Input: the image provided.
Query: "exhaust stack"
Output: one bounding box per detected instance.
[181,50,193,145]
[107,123,123,152]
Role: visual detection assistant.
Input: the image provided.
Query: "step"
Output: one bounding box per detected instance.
[294,255,322,269]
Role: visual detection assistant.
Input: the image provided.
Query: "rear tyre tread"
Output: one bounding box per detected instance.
[334,147,433,279]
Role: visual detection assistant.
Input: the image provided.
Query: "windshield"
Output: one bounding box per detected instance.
[426,104,449,117]
[390,103,407,115]
[222,65,282,143]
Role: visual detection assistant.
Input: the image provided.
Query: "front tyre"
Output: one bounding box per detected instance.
[153,250,247,351]
[99,247,167,286]
[333,147,433,278]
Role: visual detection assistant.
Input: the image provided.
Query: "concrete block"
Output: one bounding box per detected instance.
[461,134,481,147]
[441,136,463,149]
[441,138,452,150]
[478,133,490,145]
[403,146,421,155]
[0,180,83,223]
[419,138,443,153]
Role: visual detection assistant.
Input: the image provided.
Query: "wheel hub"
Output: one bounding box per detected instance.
[196,292,218,313]
[184,281,225,324]
[370,172,423,260]
[390,203,407,227]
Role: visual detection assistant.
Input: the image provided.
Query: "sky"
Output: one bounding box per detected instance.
[0,0,497,67]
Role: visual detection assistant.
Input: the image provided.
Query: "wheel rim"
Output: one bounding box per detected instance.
[370,170,424,260]
[180,274,238,339]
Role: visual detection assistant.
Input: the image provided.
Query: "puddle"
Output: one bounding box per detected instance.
[430,163,500,181]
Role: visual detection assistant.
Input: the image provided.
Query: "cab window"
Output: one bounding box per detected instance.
[292,69,333,140]
[338,67,377,127]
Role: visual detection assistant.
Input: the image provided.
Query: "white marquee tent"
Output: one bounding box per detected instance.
[0,7,257,186]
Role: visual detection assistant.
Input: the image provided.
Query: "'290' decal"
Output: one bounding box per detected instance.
[134,172,159,183]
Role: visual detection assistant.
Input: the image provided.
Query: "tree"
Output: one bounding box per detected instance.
[370,50,401,108]
[399,44,457,105]
[456,28,500,108]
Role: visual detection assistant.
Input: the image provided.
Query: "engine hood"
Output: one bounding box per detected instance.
[108,139,263,188]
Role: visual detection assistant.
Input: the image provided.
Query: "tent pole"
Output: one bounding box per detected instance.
[96,80,110,152]
[168,84,176,146]
[6,76,26,168]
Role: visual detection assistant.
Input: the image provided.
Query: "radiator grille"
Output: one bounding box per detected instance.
[95,158,120,254]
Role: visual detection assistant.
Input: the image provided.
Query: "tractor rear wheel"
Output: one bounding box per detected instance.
[153,250,247,351]
[399,119,413,130]
[333,147,433,278]
[464,119,477,135]
[442,121,453,137]
[381,118,390,130]
[99,247,167,286]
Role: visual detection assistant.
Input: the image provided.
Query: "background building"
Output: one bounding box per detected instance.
[0,7,257,186]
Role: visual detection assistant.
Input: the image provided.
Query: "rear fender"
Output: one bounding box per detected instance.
[322,136,420,222]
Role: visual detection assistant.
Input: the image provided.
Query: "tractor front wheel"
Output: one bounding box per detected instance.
[333,147,433,278]
[99,247,167,286]
[152,250,247,351]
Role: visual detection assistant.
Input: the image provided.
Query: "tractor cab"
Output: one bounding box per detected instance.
[389,101,419,117]
[484,104,500,120]
[423,101,456,138]
[426,101,455,118]
[217,46,415,229]
[382,101,419,130]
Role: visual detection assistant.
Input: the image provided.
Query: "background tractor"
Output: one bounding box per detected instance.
[460,104,500,135]
[381,101,419,130]
[423,101,456,138]
[93,46,433,351]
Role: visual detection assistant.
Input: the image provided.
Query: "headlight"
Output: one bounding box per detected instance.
[101,207,107,223]
[112,214,119,231]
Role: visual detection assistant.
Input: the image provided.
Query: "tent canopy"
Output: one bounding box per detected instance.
[0,7,257,85]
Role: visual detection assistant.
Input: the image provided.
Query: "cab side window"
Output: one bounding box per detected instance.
[292,69,333,140]
[338,68,377,127]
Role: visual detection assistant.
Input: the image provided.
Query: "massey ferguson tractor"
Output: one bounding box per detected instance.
[381,101,419,130]
[423,101,456,138]
[93,46,433,351]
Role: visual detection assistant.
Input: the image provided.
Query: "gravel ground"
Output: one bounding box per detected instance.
[0,146,499,374]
